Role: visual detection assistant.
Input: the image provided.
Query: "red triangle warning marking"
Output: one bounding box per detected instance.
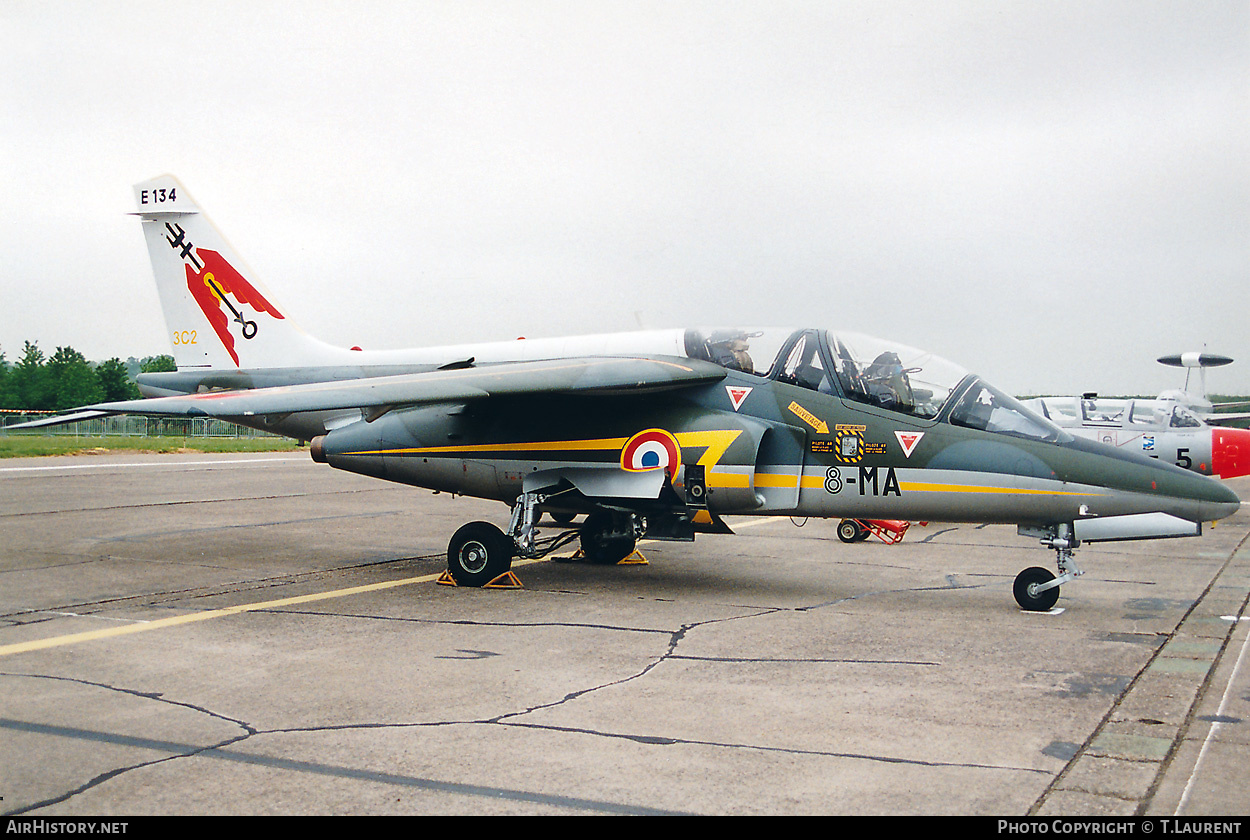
[726,386,753,411]
[894,431,924,458]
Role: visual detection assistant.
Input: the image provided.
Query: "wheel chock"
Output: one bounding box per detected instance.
[548,548,645,565]
[435,570,524,589]
[619,550,648,565]
[485,571,523,589]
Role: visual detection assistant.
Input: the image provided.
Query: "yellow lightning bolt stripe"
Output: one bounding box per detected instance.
[674,430,742,467]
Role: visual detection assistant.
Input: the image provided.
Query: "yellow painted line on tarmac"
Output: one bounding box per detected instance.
[1,558,527,660]
[0,518,783,660]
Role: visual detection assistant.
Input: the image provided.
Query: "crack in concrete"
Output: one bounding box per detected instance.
[2,553,1052,814]
[0,672,255,815]
[1,595,998,816]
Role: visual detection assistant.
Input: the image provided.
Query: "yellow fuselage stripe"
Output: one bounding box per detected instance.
[751,473,1098,496]
[346,430,745,470]
[897,481,1094,497]
[344,434,1097,499]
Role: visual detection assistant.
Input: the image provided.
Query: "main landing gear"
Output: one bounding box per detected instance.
[1014,523,1085,612]
[443,489,643,587]
[446,521,515,588]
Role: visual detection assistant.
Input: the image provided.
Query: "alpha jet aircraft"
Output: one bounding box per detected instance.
[18,176,1241,612]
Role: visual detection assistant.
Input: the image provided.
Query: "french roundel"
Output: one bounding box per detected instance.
[620,429,682,473]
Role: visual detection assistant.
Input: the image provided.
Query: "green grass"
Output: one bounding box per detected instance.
[0,435,304,458]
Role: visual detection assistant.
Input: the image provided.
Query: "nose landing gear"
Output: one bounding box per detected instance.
[1014,523,1085,612]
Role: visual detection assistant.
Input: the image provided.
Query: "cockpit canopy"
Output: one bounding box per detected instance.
[683,327,1068,444]
[1028,396,1207,430]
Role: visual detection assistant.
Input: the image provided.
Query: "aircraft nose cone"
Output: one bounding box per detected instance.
[1190,470,1242,522]
[1212,426,1250,479]
[1148,457,1241,523]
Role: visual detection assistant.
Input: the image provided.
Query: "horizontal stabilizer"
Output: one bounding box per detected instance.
[8,410,112,430]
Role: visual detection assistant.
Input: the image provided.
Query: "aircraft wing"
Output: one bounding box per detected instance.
[11,356,727,429]
[1206,411,1250,426]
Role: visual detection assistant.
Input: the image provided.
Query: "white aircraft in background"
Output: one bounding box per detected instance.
[1022,394,1250,479]
[1024,352,1250,480]
[1154,352,1250,422]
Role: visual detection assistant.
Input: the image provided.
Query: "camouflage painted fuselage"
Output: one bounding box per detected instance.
[311,364,1237,531]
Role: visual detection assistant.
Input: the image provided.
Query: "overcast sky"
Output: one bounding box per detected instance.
[2,1,1247,396]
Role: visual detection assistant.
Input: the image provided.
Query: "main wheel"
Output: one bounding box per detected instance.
[837,519,863,543]
[1013,566,1060,612]
[579,511,637,565]
[447,521,514,587]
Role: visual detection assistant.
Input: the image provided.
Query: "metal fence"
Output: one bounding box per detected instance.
[0,412,284,439]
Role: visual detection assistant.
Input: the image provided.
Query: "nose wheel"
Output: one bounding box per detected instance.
[1014,523,1085,612]
[1013,566,1060,612]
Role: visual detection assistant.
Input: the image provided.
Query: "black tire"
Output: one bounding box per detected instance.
[580,511,637,565]
[447,521,514,587]
[837,519,863,543]
[1014,566,1060,612]
[550,510,577,525]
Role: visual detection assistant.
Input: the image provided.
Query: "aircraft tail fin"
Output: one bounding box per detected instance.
[134,175,345,370]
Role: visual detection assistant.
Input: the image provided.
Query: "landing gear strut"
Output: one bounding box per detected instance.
[443,486,585,587]
[1014,523,1085,611]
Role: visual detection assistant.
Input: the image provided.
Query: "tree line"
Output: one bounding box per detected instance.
[0,341,175,412]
